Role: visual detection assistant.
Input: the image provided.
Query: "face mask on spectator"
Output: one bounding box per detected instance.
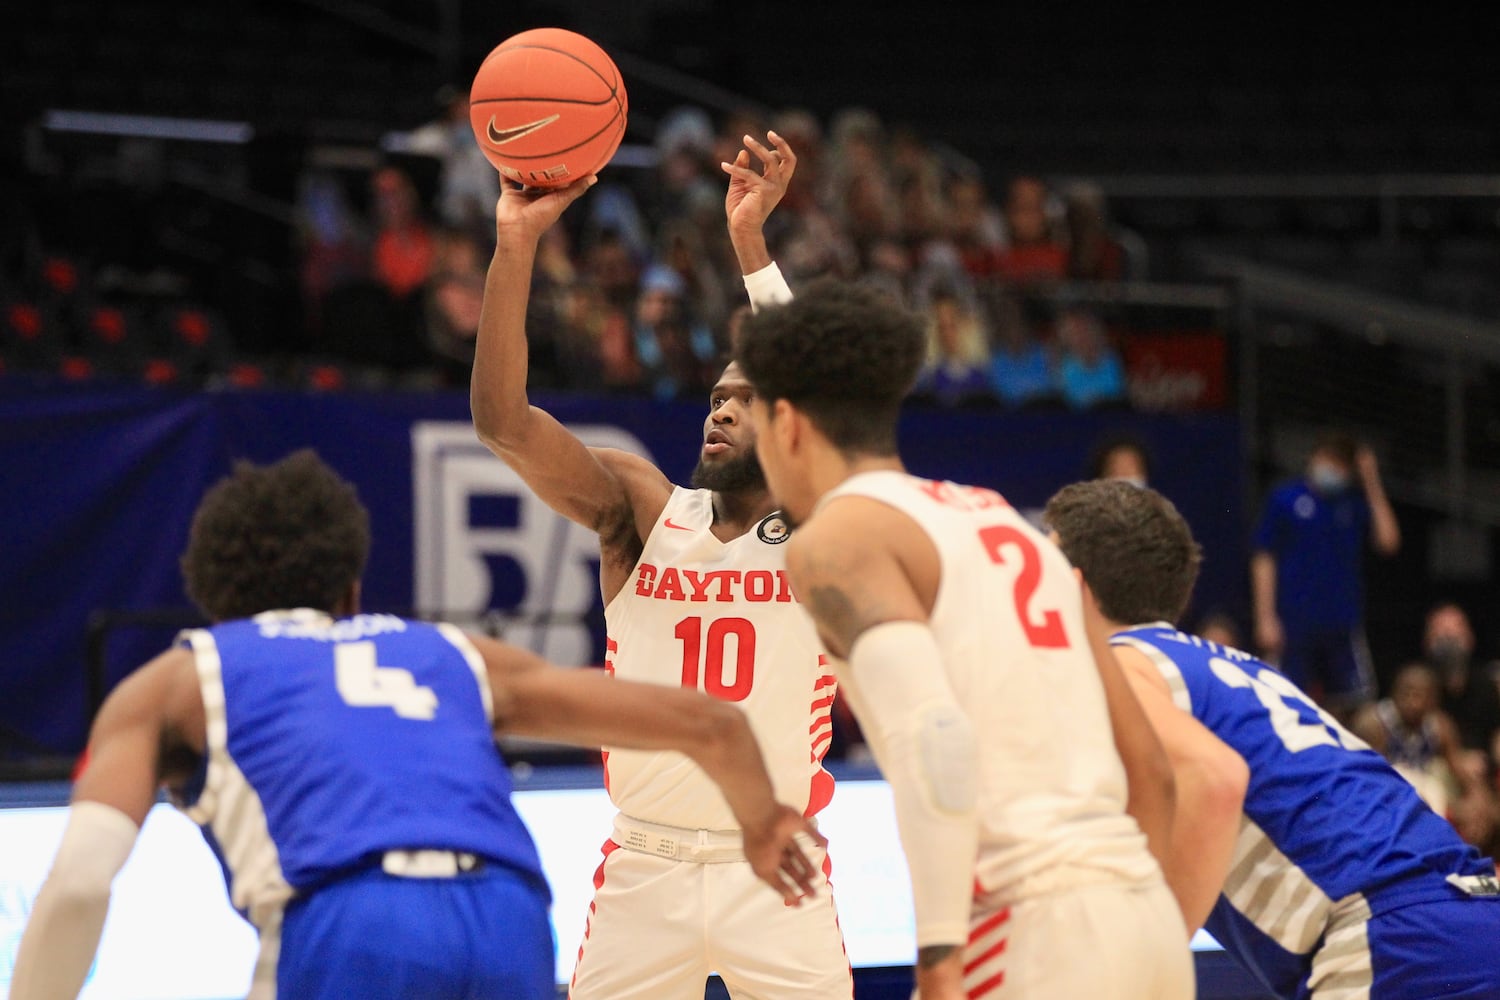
[1309,462,1350,495]
[1427,636,1469,676]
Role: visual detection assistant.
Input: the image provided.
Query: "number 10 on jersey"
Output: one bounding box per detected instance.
[676,616,756,701]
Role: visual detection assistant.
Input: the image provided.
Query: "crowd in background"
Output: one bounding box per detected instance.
[291,93,1500,858]
[10,91,1500,858]
[293,97,1147,405]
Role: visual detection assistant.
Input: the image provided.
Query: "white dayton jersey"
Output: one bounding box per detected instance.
[602,486,836,830]
[821,471,1160,901]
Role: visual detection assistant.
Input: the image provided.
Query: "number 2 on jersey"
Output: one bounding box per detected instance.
[676,616,755,701]
[978,524,1070,648]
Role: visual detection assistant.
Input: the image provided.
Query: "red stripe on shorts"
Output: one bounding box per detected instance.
[964,937,1007,975]
[571,839,622,990]
[968,970,1005,998]
[970,906,1011,941]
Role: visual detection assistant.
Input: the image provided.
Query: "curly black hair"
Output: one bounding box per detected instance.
[180,449,370,622]
[734,278,926,455]
[1044,479,1202,626]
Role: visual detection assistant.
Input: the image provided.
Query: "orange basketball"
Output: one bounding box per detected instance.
[468,28,628,189]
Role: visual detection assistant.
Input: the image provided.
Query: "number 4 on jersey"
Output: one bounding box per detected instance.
[336,641,438,720]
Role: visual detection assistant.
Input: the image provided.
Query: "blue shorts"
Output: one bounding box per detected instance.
[1290,892,1500,999]
[1279,625,1374,707]
[1363,895,1500,998]
[278,863,555,999]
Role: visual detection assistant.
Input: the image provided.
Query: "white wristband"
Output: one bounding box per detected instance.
[742,262,793,312]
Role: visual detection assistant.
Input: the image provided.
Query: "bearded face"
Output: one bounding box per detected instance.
[690,446,767,494]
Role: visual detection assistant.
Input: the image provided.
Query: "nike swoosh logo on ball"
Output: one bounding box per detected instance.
[487,114,560,145]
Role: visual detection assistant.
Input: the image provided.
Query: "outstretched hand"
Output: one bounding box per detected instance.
[723,131,797,236]
[494,174,597,244]
[741,803,827,906]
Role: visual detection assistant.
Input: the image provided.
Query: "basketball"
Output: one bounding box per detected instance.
[468,28,628,189]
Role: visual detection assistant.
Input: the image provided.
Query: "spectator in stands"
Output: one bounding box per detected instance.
[1251,431,1401,723]
[776,205,858,284]
[838,169,900,255]
[825,108,898,252]
[1087,430,1154,487]
[295,170,368,340]
[555,280,632,393]
[947,171,1007,281]
[404,84,500,237]
[993,175,1068,287]
[857,237,913,306]
[820,107,885,208]
[1422,602,1500,785]
[1054,304,1127,409]
[655,217,731,336]
[648,105,721,226]
[986,290,1061,410]
[713,105,771,181]
[582,229,641,312]
[909,286,995,409]
[1351,663,1498,849]
[370,165,435,303]
[889,125,948,253]
[631,264,717,401]
[1063,180,1143,282]
[768,109,825,223]
[423,227,487,385]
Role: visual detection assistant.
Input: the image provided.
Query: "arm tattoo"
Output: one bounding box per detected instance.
[805,583,865,654]
[917,944,961,969]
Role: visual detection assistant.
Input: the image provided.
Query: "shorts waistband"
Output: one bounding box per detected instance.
[976,865,1162,908]
[612,815,744,864]
[381,849,485,878]
[1332,870,1500,923]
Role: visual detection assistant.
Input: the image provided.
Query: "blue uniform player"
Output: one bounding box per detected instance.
[10,450,825,1000]
[1046,480,1500,999]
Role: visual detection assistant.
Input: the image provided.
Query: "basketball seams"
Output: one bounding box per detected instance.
[471,96,617,108]
[486,42,619,96]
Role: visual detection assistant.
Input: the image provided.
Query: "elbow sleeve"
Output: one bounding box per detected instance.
[850,621,979,948]
[10,801,139,999]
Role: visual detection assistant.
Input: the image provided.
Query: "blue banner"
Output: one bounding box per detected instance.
[0,381,1244,753]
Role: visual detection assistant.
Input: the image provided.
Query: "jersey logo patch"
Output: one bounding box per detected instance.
[1448,873,1500,896]
[757,513,790,544]
[663,517,694,531]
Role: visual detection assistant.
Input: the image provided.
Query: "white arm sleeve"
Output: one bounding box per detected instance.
[742,261,793,312]
[9,800,140,1000]
[848,620,979,949]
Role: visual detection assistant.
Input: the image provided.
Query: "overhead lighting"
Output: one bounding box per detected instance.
[42,110,254,144]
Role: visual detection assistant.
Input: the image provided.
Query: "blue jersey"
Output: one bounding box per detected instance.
[178,610,546,926]
[1114,624,1495,998]
[1252,479,1369,631]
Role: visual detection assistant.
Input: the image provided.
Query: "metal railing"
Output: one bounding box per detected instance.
[1198,251,1500,587]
